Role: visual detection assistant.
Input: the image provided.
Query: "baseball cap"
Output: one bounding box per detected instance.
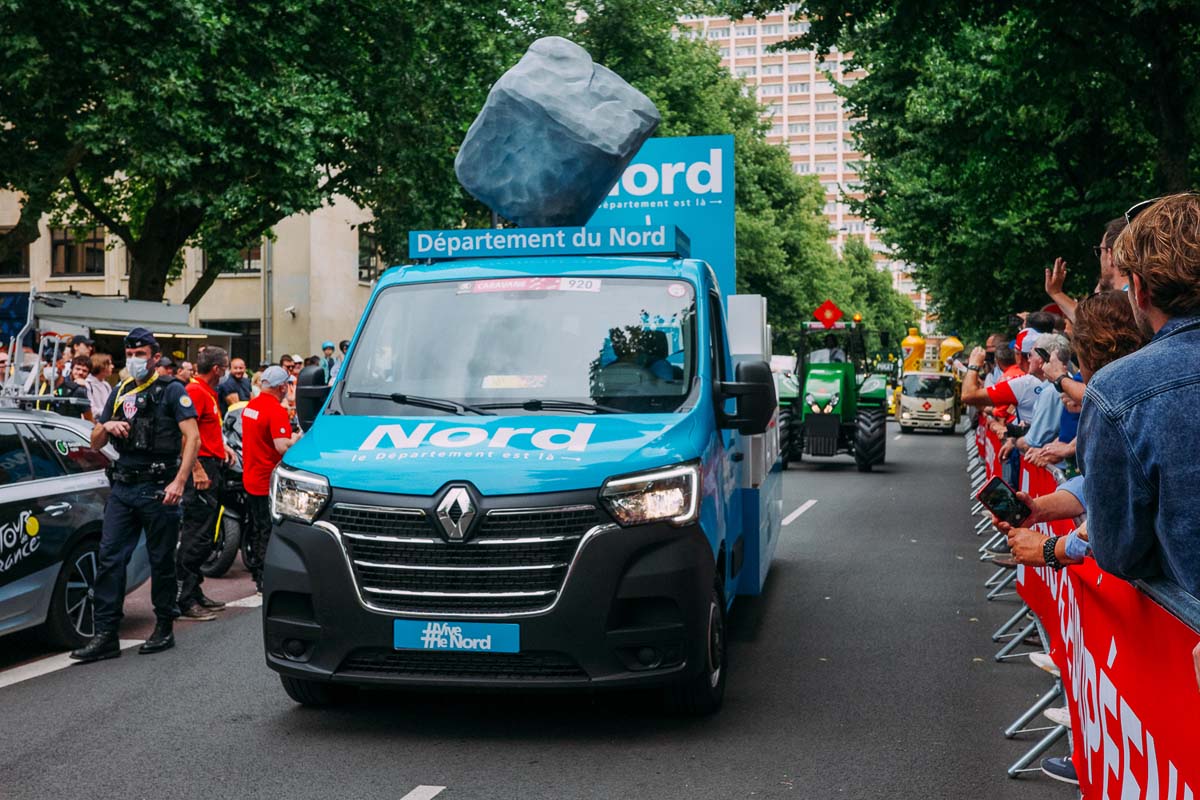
[1015,328,1038,354]
[73,336,95,347]
[125,327,159,350]
[322,340,335,350]
[260,365,290,388]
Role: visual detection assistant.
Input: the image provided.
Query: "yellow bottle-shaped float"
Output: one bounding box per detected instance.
[901,327,925,374]
[939,334,964,369]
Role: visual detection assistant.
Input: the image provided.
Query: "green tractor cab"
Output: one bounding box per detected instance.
[778,321,889,472]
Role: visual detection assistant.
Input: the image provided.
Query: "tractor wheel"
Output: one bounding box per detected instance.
[854,408,887,472]
[778,405,792,469]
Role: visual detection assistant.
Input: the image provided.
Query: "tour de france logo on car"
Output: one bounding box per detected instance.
[0,510,41,574]
[814,299,844,330]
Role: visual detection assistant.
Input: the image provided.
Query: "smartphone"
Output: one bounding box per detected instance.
[1005,423,1028,439]
[976,476,1032,527]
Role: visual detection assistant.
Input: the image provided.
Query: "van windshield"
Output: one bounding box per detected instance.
[339,277,698,415]
[902,374,955,399]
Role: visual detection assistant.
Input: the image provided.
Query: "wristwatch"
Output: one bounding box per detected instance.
[1043,536,1064,570]
[1052,375,1068,392]
[967,365,984,374]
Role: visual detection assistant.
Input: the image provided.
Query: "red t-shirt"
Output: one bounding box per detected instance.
[243,393,291,496]
[186,378,225,459]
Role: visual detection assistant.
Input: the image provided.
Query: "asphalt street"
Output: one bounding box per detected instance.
[1,423,1067,800]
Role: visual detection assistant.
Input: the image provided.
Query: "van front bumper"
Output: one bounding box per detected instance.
[261,492,716,691]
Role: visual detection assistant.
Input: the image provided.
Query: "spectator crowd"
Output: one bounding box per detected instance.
[954,192,1200,785]
[1,336,351,424]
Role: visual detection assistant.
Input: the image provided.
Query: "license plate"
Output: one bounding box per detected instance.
[393,619,520,653]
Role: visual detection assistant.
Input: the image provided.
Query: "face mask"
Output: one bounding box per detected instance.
[127,356,152,381]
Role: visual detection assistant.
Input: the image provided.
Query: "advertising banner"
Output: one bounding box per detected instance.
[1006,454,1200,798]
[588,135,736,296]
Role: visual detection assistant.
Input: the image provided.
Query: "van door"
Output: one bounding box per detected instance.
[706,290,742,590]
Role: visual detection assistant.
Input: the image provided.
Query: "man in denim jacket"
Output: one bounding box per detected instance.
[1078,193,1200,598]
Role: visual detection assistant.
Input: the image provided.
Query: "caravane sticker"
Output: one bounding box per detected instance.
[457,278,602,294]
[350,423,595,463]
[0,510,41,574]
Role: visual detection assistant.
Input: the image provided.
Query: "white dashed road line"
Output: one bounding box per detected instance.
[0,639,144,690]
[227,594,263,608]
[400,787,446,800]
[894,434,903,441]
[783,499,817,526]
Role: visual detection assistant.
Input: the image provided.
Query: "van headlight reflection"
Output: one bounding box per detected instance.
[600,462,700,527]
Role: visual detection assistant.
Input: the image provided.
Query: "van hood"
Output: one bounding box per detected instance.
[282,413,706,496]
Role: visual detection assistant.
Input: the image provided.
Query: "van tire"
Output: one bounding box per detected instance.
[665,581,726,715]
[41,539,100,650]
[854,408,886,472]
[899,424,914,434]
[280,674,351,707]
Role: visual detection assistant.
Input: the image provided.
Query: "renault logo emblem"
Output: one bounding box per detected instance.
[436,486,476,541]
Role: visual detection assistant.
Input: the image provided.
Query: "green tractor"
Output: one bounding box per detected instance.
[779,322,890,472]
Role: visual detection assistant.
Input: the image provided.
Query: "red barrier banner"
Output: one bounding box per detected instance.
[1008,453,1200,798]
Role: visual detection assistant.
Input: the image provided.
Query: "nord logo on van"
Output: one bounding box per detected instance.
[607,148,723,198]
[358,423,595,452]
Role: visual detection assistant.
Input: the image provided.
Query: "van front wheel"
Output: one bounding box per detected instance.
[665,582,727,715]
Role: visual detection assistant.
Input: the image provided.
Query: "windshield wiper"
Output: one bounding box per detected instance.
[345,391,493,416]
[476,399,623,414]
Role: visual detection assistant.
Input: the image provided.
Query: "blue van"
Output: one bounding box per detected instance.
[264,248,781,713]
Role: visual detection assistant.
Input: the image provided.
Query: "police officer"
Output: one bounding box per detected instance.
[70,328,201,663]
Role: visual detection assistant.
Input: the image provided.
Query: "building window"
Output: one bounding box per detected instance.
[788,61,808,74]
[358,228,381,283]
[815,121,838,133]
[760,84,783,96]
[789,143,810,156]
[765,102,783,115]
[219,244,262,274]
[787,102,810,114]
[761,64,784,75]
[50,226,106,276]
[735,45,757,56]
[769,123,784,136]
[788,122,810,134]
[815,80,834,94]
[793,162,812,174]
[735,66,757,77]
[736,25,757,37]
[816,161,837,173]
[815,100,839,113]
[788,21,811,34]
[718,47,729,57]
[708,27,729,39]
[0,227,30,277]
[788,81,810,93]
[201,319,261,367]
[761,24,782,35]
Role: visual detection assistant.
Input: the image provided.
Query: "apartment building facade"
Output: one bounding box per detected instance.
[0,190,380,364]
[680,8,933,332]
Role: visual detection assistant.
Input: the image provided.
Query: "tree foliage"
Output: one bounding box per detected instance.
[727,0,1200,338]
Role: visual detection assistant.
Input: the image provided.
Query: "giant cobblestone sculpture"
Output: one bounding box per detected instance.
[455,37,660,228]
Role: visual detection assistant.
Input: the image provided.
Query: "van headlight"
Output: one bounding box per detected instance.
[600,462,699,527]
[271,465,330,523]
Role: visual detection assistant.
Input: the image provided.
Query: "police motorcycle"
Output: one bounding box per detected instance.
[200,406,250,577]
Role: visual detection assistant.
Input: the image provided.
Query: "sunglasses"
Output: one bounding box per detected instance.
[1125,191,1200,225]
[1033,347,1051,362]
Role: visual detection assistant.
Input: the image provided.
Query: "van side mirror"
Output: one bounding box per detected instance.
[718,360,777,435]
[295,365,330,431]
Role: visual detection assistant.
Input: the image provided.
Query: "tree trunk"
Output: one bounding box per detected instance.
[1147,25,1194,193]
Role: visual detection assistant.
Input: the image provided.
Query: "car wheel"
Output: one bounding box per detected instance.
[41,539,99,650]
